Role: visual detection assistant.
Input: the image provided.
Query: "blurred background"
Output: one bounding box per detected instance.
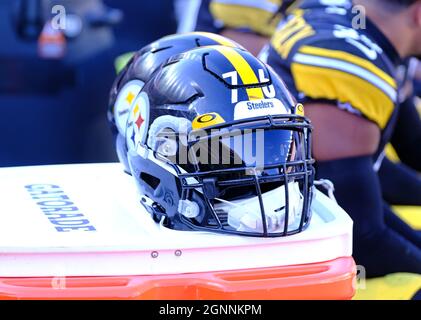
[0,0,177,167]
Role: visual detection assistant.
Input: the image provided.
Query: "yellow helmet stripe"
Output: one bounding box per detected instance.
[215,46,264,100]
[189,31,238,47]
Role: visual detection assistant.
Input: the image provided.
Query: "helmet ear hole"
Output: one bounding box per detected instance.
[140,172,161,190]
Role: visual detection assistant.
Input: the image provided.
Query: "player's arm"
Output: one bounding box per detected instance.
[306,101,421,207]
[305,103,379,161]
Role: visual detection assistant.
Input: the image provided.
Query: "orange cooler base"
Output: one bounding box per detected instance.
[0,257,356,300]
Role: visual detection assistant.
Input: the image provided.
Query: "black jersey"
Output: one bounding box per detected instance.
[266,0,413,156]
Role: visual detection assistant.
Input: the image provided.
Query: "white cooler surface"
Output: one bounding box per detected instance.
[0,163,353,277]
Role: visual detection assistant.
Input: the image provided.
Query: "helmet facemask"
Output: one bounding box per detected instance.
[149,114,315,237]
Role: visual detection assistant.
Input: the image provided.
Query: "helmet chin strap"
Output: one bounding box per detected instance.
[314,179,337,203]
[214,181,304,233]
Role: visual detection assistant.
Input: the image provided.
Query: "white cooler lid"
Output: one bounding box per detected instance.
[0,163,353,277]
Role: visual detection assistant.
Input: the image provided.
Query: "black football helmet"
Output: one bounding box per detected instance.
[125,45,315,237]
[108,32,243,173]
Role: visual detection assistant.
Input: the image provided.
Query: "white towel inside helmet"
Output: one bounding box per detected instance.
[215,182,303,233]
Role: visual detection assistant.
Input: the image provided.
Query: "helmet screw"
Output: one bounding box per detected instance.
[175,250,182,257]
[164,144,170,154]
[151,251,159,258]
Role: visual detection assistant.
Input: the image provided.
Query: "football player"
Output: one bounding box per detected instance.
[266,0,421,277]
[177,0,295,55]
[189,0,421,209]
